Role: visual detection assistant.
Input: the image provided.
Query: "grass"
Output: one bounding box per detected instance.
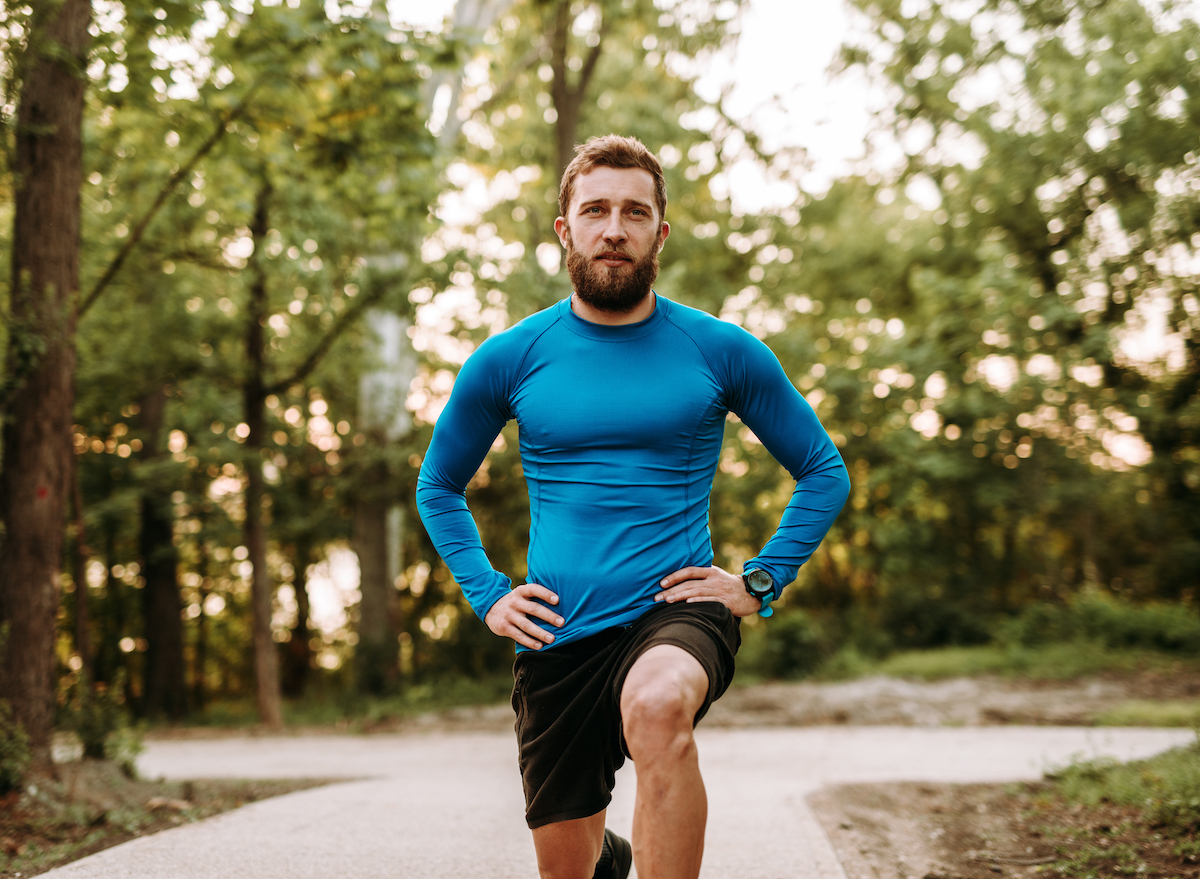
[1025,739,1200,877]
[1095,699,1200,727]
[816,641,1200,683]
[183,672,514,731]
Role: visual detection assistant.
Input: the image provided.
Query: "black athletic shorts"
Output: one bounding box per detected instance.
[511,600,741,829]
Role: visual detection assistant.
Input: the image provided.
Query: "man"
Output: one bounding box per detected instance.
[416,135,849,879]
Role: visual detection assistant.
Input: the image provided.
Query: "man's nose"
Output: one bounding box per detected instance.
[602,213,627,242]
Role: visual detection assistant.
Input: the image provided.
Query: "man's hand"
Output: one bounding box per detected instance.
[485,583,564,650]
[656,565,763,617]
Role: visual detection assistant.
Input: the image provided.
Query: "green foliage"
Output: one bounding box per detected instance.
[0,625,30,794]
[185,672,512,728]
[1001,594,1200,654]
[12,0,1199,715]
[1050,741,1200,832]
[738,610,830,680]
[813,638,1200,684]
[60,675,143,776]
[0,700,30,794]
[1096,699,1200,727]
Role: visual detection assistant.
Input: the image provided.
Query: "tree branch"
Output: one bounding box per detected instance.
[264,284,389,396]
[78,78,264,318]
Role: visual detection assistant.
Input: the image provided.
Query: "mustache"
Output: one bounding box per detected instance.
[593,249,634,260]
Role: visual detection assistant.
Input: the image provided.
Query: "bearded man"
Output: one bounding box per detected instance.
[416,134,850,879]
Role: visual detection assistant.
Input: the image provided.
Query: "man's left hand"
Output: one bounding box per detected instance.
[655,565,763,617]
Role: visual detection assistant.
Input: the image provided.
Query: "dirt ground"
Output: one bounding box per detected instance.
[0,761,331,877]
[809,780,1200,879]
[706,668,1200,728]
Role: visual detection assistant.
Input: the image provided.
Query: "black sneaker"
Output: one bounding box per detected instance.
[591,828,632,879]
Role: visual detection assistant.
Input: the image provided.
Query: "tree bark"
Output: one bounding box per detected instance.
[192,532,210,711]
[137,387,186,719]
[282,537,312,698]
[547,0,605,176]
[353,490,399,695]
[244,180,283,728]
[69,437,91,681]
[0,0,91,767]
[354,311,414,694]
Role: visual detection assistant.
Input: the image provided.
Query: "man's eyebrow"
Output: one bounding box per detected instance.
[577,196,654,210]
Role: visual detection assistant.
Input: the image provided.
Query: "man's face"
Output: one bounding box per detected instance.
[554,166,669,314]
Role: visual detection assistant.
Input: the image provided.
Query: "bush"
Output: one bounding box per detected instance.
[739,609,830,680]
[1001,594,1200,654]
[0,700,31,794]
[61,674,143,777]
[879,591,992,650]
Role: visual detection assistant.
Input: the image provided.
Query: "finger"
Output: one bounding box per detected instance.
[514,615,556,645]
[659,567,708,588]
[516,599,565,627]
[515,582,560,605]
[507,625,544,650]
[499,612,550,649]
[655,580,713,602]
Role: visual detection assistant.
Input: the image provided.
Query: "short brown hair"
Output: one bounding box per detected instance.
[558,134,667,222]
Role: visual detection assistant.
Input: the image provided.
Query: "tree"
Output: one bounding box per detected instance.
[729,0,1200,650]
[69,0,441,721]
[0,0,91,766]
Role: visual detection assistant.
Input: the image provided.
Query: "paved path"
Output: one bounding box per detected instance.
[43,726,1191,879]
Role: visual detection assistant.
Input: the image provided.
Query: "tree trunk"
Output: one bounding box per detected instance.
[69,438,91,681]
[0,0,91,768]
[192,532,210,711]
[547,0,605,176]
[137,387,186,719]
[244,179,283,728]
[282,538,312,698]
[353,492,399,694]
[354,311,415,695]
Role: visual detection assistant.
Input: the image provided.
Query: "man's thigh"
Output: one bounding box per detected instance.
[513,601,740,826]
[619,644,709,726]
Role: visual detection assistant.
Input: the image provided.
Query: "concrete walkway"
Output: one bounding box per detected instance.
[43,726,1191,879]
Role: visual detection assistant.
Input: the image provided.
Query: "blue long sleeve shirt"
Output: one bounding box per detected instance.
[416,295,850,650]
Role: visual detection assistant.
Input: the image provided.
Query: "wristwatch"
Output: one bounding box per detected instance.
[741,568,775,618]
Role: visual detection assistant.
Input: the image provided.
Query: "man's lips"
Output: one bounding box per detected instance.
[595,252,632,265]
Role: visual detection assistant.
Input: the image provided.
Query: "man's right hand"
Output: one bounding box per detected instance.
[484,583,564,650]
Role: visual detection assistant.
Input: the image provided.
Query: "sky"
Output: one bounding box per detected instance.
[403,0,877,210]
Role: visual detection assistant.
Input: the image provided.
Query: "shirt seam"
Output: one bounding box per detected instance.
[663,315,727,562]
[513,314,563,560]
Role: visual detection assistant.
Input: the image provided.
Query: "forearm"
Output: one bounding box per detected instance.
[415,476,511,621]
[742,459,850,597]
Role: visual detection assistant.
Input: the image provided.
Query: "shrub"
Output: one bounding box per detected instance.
[740,609,830,680]
[1001,594,1200,655]
[61,674,143,777]
[0,700,31,794]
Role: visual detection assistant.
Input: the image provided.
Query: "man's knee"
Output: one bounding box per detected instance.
[620,646,708,761]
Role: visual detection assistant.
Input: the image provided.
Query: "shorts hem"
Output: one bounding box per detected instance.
[526,797,612,830]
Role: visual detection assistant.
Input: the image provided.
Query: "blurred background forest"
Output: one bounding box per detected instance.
[1,0,1199,739]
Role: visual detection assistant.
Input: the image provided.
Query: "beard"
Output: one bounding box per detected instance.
[565,232,661,315]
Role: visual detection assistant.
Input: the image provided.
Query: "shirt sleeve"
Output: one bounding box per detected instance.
[721,332,851,600]
[415,341,515,621]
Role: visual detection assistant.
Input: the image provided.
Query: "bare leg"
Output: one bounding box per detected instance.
[620,644,709,879]
[531,810,606,879]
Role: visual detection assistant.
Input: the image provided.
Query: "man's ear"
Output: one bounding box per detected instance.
[553,216,569,248]
[658,221,670,251]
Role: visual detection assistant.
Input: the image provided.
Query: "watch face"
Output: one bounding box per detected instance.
[746,569,773,597]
